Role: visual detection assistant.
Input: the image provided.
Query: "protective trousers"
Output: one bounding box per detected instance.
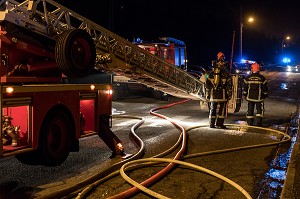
[246,101,264,126]
[209,102,227,127]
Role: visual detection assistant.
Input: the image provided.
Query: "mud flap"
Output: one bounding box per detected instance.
[98,115,124,157]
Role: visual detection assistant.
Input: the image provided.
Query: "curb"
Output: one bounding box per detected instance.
[280,115,300,199]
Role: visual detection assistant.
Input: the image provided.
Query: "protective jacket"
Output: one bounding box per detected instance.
[205,60,232,128]
[206,62,232,102]
[243,72,268,102]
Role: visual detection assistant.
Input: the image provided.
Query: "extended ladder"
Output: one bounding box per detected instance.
[0,0,206,100]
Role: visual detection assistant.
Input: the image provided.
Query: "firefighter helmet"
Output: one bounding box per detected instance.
[217,52,225,60]
[251,63,260,72]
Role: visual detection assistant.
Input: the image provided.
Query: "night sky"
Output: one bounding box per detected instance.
[57,0,300,67]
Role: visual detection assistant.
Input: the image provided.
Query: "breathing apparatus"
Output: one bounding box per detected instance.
[212,66,221,89]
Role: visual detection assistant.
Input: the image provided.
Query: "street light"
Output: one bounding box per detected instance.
[281,35,291,54]
[239,9,254,60]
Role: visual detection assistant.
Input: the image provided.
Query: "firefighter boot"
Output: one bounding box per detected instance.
[247,118,254,126]
[255,117,263,127]
[216,118,227,129]
[7,128,19,147]
[209,118,216,128]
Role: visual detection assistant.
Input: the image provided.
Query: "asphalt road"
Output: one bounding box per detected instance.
[85,93,298,199]
[0,71,299,199]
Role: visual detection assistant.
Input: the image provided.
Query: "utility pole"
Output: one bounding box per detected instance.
[230,31,235,73]
[239,6,243,61]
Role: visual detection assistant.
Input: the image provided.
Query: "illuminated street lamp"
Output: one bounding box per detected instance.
[281,35,291,54]
[239,9,254,60]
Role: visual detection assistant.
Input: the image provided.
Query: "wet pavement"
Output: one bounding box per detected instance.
[82,96,299,199]
[36,71,300,198]
[264,71,300,199]
[1,92,299,199]
[280,112,300,199]
[44,71,300,199]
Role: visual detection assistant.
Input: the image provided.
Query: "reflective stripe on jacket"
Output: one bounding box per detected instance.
[243,72,268,102]
[206,66,232,102]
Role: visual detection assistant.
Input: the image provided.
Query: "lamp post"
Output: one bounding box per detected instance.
[239,7,243,61]
[239,23,243,60]
[239,7,254,60]
[281,35,290,54]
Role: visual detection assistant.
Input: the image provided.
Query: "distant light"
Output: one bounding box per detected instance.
[90,85,95,90]
[136,38,141,43]
[248,17,254,22]
[240,59,255,64]
[282,58,291,63]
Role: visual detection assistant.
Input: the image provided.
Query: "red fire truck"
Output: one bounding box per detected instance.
[113,37,188,99]
[0,0,206,166]
[133,37,187,70]
[0,0,239,167]
[0,0,126,166]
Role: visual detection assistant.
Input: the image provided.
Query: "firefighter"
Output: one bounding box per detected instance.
[243,62,268,126]
[206,52,232,128]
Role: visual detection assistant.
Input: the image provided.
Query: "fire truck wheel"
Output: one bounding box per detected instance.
[55,28,96,78]
[38,109,72,166]
[15,151,41,165]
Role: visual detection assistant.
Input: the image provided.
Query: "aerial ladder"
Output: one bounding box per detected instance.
[0,0,206,101]
[0,0,242,166]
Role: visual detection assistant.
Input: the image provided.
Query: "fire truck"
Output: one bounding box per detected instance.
[113,37,188,100]
[133,37,187,70]
[0,0,240,166]
[0,0,128,166]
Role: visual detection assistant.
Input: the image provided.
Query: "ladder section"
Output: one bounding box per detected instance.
[0,0,205,100]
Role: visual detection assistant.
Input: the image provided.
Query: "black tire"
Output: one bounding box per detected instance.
[38,109,72,166]
[55,29,96,78]
[15,151,41,166]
